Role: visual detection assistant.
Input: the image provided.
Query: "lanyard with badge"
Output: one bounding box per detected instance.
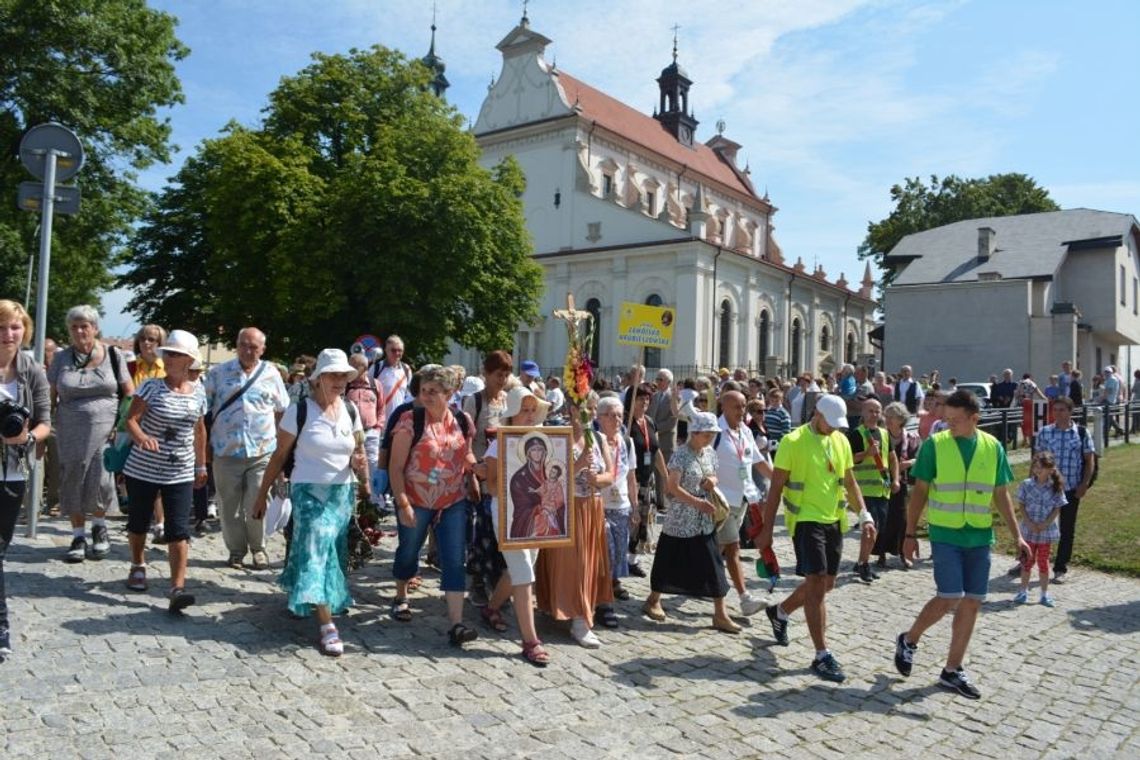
[727,426,752,484]
[607,434,624,505]
[637,417,651,466]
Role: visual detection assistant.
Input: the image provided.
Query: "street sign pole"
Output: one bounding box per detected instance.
[25,150,58,539]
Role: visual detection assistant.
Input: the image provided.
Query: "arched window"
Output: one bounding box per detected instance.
[585,298,601,366]
[644,293,663,369]
[718,299,732,370]
[846,332,857,364]
[819,324,830,353]
[791,317,802,376]
[758,309,770,363]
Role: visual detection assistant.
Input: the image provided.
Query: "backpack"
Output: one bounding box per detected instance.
[409,405,471,448]
[282,399,358,479]
[1076,425,1099,487]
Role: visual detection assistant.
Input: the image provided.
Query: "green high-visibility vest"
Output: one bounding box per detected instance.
[779,424,849,534]
[927,430,999,529]
[852,425,889,498]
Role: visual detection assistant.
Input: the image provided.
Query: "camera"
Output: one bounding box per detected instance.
[0,399,31,439]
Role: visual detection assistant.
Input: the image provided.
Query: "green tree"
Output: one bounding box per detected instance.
[0,0,187,336]
[859,173,1059,288]
[121,46,543,362]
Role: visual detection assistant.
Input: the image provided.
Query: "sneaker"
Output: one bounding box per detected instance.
[570,618,601,648]
[0,627,11,662]
[168,587,196,614]
[765,605,789,646]
[206,502,218,520]
[868,565,881,580]
[894,632,917,677]
[938,668,981,700]
[739,591,766,616]
[1040,594,1056,608]
[151,525,168,545]
[856,562,874,584]
[1052,571,1067,584]
[811,653,846,683]
[627,562,647,578]
[90,524,110,559]
[1013,589,1029,604]
[126,565,148,592]
[64,536,87,563]
[193,519,207,537]
[250,550,270,570]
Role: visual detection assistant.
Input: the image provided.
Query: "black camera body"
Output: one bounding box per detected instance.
[0,398,31,439]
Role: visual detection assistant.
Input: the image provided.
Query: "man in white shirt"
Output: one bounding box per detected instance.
[371,335,413,433]
[713,390,772,616]
[892,365,925,414]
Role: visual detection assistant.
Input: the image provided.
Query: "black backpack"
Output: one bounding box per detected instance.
[409,405,471,448]
[282,399,358,479]
[1076,425,1099,487]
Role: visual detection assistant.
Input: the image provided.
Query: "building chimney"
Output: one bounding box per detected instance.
[977,226,996,261]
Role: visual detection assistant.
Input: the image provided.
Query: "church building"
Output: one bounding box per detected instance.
[450,14,877,378]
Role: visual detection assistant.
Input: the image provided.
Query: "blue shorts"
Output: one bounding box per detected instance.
[931,541,991,601]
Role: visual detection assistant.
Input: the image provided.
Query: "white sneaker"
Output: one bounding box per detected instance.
[740,591,767,616]
[570,618,601,648]
[206,502,218,520]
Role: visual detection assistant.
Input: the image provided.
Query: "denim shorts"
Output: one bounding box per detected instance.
[931,541,991,601]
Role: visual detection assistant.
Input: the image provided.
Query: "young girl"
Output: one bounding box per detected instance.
[1015,452,1066,607]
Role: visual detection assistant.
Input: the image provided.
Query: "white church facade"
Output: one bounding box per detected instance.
[449,15,877,378]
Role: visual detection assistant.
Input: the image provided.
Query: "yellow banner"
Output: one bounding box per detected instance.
[617,301,675,348]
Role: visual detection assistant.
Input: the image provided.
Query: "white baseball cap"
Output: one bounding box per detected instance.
[815,394,849,429]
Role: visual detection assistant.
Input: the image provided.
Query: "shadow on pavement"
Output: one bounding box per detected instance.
[1067,600,1140,634]
[732,673,941,720]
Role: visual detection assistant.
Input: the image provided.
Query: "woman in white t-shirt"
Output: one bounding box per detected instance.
[254,349,367,656]
[477,386,552,666]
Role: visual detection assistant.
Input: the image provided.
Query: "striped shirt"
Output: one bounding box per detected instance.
[764,406,792,445]
[124,379,206,484]
[1016,478,1065,543]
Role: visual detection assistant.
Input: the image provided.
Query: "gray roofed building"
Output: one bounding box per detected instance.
[881,208,1140,388]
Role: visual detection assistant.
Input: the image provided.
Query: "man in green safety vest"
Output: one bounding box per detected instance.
[758,394,875,683]
[893,389,1031,699]
[847,399,899,583]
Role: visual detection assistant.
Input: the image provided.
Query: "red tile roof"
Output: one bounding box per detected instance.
[554,71,758,201]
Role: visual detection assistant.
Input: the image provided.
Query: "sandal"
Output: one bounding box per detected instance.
[126,565,148,592]
[448,623,479,647]
[612,582,631,601]
[596,606,619,629]
[319,625,344,657]
[521,639,550,667]
[390,597,412,622]
[642,601,667,622]
[480,605,509,633]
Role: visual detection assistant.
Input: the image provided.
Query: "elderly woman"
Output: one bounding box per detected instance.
[128,323,169,543]
[880,401,921,569]
[389,365,479,647]
[0,301,52,662]
[122,331,207,612]
[253,349,368,656]
[596,395,638,626]
[535,397,614,648]
[47,305,134,563]
[479,386,553,665]
[643,411,738,633]
[463,350,513,606]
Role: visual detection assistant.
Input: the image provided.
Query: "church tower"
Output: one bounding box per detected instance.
[421,11,449,98]
[654,30,699,148]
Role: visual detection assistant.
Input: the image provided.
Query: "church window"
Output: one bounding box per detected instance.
[718,299,732,370]
[646,191,655,214]
[645,294,664,368]
[758,309,770,361]
[586,298,602,366]
[603,174,613,197]
[846,332,857,364]
[791,318,802,376]
[819,325,830,353]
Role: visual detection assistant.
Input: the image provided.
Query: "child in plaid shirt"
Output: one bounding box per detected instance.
[1014,452,1066,607]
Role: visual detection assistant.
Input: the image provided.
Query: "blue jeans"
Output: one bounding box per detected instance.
[393,499,467,592]
[931,541,991,601]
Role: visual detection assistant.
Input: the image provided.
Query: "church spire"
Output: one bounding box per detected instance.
[421,4,449,98]
[654,24,699,148]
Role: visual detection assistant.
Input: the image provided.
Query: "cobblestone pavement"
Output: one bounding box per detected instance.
[3,511,1138,760]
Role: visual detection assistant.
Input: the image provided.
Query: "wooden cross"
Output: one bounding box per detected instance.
[552,292,592,334]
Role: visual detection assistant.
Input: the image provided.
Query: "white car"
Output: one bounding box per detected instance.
[955,382,993,408]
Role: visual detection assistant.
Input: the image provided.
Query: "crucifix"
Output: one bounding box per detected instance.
[671,23,681,62]
[552,292,592,337]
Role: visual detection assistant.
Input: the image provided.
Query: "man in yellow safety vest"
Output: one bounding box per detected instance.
[893,389,1031,699]
[758,394,875,683]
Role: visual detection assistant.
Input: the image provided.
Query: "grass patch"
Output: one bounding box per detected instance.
[993,443,1140,576]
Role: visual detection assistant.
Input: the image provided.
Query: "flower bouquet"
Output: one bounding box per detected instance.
[559,304,596,447]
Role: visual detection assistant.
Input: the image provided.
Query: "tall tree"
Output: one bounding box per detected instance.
[859,173,1059,288]
[0,0,187,335]
[121,46,543,362]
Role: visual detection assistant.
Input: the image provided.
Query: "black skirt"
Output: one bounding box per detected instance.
[650,531,729,599]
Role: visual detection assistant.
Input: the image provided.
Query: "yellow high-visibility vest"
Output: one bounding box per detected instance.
[852,425,889,498]
[927,430,999,529]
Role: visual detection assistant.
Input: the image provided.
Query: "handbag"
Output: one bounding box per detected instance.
[102,431,133,474]
[708,486,731,530]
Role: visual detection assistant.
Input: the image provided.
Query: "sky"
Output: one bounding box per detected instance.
[98,0,1140,337]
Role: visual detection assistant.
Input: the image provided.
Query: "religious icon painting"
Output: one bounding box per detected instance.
[496,426,575,550]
